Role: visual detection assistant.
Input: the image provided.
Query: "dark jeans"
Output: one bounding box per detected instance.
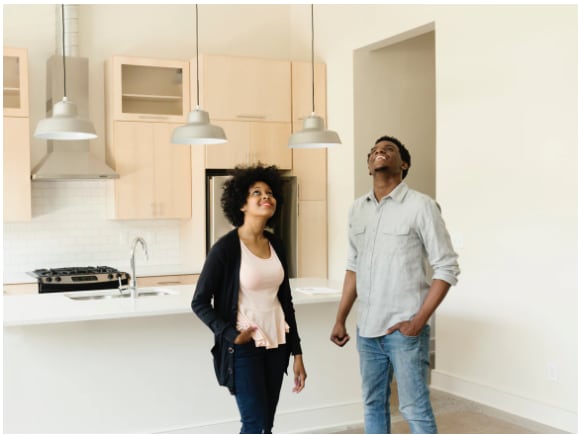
[233,341,287,434]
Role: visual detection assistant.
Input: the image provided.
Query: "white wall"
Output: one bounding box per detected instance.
[310,4,577,432]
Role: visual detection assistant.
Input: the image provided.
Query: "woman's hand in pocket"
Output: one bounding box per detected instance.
[234,326,256,344]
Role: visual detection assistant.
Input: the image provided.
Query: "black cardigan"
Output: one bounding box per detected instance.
[191,228,302,394]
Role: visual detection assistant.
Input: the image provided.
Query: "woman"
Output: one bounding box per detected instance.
[192,163,307,434]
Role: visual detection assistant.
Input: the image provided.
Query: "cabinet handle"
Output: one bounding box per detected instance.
[157,281,182,285]
[138,115,170,120]
[236,114,266,120]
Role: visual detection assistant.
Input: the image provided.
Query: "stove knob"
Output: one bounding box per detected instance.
[108,274,114,280]
[45,277,52,283]
[54,276,62,282]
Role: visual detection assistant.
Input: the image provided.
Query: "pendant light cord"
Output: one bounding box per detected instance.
[311,4,315,114]
[61,4,67,99]
[195,4,200,108]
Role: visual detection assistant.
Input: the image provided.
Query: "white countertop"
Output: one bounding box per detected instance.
[3,278,343,327]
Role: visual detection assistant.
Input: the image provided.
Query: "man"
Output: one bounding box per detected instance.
[330,135,460,434]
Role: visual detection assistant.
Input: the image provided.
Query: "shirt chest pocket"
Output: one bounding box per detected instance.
[380,226,413,253]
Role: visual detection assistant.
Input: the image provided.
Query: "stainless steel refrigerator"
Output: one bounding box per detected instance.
[206,172,298,278]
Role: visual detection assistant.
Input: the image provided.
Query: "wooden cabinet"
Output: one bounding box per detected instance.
[3,117,31,221]
[136,274,198,287]
[195,55,292,169]
[291,61,327,201]
[291,61,328,277]
[3,47,29,117]
[105,56,192,220]
[204,120,292,169]
[297,200,327,277]
[107,121,191,220]
[3,47,31,222]
[106,56,189,123]
[3,282,37,295]
[198,54,291,123]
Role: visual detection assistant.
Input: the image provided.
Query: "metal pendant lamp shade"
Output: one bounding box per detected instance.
[34,5,98,141]
[171,106,226,145]
[288,114,340,149]
[34,97,97,140]
[172,5,227,145]
[288,4,340,149]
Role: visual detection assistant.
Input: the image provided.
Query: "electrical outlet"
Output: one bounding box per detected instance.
[547,362,558,382]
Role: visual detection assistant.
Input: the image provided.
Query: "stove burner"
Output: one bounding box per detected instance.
[33,266,120,277]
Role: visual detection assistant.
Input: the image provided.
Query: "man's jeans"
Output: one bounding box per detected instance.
[357,326,437,434]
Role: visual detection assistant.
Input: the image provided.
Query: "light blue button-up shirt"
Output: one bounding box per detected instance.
[346,182,460,337]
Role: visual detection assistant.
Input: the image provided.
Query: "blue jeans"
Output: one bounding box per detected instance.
[357,326,436,434]
[233,341,287,434]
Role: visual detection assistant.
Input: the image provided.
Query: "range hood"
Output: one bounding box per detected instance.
[32,147,118,180]
[32,12,118,181]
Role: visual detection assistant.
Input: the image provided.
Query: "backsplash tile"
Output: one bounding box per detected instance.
[3,181,183,279]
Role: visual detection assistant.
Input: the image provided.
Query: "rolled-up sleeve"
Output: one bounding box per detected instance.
[418,199,460,286]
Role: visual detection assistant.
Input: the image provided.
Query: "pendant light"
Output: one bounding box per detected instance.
[288,4,340,149]
[172,5,227,145]
[34,4,97,141]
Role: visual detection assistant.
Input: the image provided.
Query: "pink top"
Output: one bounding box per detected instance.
[236,240,289,349]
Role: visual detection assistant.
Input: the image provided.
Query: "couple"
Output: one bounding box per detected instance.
[191,135,460,434]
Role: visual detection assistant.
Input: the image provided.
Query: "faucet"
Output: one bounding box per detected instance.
[129,237,149,298]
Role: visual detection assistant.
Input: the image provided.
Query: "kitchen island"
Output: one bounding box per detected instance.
[3,278,362,433]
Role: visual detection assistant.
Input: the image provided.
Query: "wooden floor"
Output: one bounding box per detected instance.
[325,387,566,434]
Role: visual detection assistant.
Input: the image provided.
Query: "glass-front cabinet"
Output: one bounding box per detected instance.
[3,47,29,117]
[106,56,189,122]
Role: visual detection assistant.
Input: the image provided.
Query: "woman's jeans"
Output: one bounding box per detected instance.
[233,341,287,434]
[357,326,436,434]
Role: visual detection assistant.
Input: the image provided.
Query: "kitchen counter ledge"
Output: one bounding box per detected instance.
[3,278,342,327]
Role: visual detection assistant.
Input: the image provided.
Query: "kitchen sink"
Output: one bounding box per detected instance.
[65,288,177,301]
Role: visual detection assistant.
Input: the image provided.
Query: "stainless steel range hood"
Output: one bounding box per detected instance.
[32,7,118,181]
[31,147,119,180]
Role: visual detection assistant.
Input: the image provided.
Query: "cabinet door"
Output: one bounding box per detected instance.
[3,117,31,222]
[111,121,192,219]
[250,122,292,169]
[204,120,250,169]
[112,121,156,219]
[136,274,199,287]
[199,55,291,122]
[107,56,190,123]
[297,200,327,278]
[291,61,327,201]
[153,123,191,219]
[3,47,29,117]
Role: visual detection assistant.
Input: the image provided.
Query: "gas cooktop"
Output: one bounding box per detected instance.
[27,266,130,293]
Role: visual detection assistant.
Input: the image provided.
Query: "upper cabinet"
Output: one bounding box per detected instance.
[196,54,292,169]
[3,47,31,222]
[105,56,192,220]
[198,54,291,123]
[106,121,191,220]
[3,117,31,221]
[106,56,190,123]
[291,61,327,201]
[204,120,292,170]
[3,47,29,117]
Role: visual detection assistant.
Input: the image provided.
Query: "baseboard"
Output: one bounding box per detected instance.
[161,400,364,434]
[431,370,577,433]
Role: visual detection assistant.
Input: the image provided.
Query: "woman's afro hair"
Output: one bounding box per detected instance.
[221,163,284,227]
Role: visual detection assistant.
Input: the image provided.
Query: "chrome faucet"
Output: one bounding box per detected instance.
[129,237,149,298]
